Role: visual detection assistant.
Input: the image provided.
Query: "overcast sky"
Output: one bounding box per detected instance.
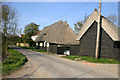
[9,2,118,34]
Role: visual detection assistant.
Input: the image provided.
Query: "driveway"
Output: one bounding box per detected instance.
[4,47,118,78]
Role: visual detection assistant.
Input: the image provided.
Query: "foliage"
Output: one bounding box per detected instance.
[74,21,84,33]
[1,3,19,60]
[2,49,28,76]
[8,35,20,45]
[62,55,119,64]
[24,23,39,35]
[2,3,19,36]
[23,22,39,47]
[74,14,89,34]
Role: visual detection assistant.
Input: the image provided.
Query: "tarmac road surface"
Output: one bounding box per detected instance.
[4,47,118,78]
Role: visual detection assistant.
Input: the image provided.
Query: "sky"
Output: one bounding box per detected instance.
[9,2,118,34]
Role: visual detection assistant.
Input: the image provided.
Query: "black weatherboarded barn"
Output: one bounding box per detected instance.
[73,9,120,59]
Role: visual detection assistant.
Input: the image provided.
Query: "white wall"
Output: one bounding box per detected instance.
[31,35,38,41]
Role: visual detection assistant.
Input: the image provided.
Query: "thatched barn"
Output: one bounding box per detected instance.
[35,20,79,54]
[74,9,120,59]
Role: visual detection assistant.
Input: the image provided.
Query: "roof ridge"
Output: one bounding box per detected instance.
[44,20,63,28]
[64,21,77,36]
[76,9,120,41]
[94,8,98,12]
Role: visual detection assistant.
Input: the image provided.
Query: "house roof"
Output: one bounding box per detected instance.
[35,20,79,45]
[20,34,24,37]
[76,9,120,41]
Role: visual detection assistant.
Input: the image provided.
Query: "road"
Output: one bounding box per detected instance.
[4,47,118,78]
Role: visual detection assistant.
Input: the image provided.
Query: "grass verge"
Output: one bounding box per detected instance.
[62,55,119,64]
[32,49,47,53]
[20,46,47,53]
[20,46,36,50]
[0,66,2,76]
[2,49,28,76]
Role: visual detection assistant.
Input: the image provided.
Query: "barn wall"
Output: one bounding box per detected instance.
[49,43,71,54]
[70,45,80,55]
[79,21,97,57]
[49,43,57,53]
[118,48,120,60]
[100,27,118,59]
[57,47,70,54]
[77,21,119,59]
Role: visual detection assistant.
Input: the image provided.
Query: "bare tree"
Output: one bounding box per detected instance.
[107,14,118,25]
[2,3,19,60]
[74,14,89,34]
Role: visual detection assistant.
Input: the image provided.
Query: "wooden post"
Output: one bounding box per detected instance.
[95,0,101,59]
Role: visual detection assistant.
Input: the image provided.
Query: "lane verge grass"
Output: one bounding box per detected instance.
[62,55,119,64]
[2,48,28,76]
[20,46,47,53]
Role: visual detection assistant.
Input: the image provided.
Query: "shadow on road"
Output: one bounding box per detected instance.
[19,64,42,78]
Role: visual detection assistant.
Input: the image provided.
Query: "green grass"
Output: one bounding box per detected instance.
[62,55,119,64]
[20,46,47,53]
[0,66,2,76]
[32,49,47,53]
[2,49,28,76]
[20,46,36,50]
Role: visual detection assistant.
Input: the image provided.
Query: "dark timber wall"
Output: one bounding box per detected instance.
[49,43,57,53]
[74,21,119,59]
[79,21,97,57]
[70,45,80,55]
[49,43,71,54]
[99,26,118,59]
[57,47,70,54]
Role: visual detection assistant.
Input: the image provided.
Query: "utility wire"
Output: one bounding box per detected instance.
[53,2,90,21]
[43,2,91,27]
[111,2,118,9]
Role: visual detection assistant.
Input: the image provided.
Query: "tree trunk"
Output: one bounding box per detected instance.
[2,33,8,61]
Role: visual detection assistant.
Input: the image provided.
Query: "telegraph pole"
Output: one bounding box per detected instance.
[95,0,101,59]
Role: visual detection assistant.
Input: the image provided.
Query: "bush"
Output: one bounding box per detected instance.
[28,40,36,47]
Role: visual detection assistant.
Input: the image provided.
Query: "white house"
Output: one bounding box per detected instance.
[31,31,41,41]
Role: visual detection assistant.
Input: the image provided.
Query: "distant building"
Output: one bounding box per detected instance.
[35,20,79,54]
[31,31,41,41]
[20,34,24,38]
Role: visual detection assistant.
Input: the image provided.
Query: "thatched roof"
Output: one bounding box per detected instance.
[35,20,79,45]
[76,9,120,41]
